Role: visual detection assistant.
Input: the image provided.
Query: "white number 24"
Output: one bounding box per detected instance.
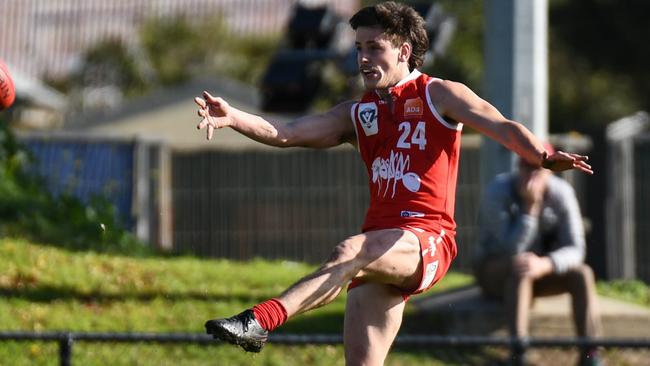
[397,121,426,150]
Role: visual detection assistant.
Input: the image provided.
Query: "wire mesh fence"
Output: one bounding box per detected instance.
[0,0,359,79]
[1,332,649,366]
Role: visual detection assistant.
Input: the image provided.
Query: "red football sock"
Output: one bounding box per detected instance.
[252,298,288,331]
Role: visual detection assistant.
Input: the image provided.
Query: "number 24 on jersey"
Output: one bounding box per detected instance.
[397,121,426,150]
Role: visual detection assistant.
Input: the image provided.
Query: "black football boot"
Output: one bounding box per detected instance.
[205,309,268,353]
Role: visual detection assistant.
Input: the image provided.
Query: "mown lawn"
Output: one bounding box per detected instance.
[3,237,648,365]
[0,237,474,365]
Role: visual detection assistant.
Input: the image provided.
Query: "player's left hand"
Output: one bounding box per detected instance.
[542,151,593,175]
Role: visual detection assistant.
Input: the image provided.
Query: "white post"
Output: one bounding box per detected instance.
[481,0,548,187]
[133,138,151,244]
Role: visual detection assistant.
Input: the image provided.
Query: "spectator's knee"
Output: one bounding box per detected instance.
[566,264,596,287]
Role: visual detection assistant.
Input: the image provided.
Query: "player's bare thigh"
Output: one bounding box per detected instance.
[349,228,422,291]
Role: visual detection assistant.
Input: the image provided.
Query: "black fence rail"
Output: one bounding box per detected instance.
[1,331,649,366]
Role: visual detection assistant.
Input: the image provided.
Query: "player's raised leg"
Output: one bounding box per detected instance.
[279,229,421,317]
[344,282,407,366]
[205,229,422,352]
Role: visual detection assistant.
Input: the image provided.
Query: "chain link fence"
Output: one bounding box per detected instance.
[0,0,359,79]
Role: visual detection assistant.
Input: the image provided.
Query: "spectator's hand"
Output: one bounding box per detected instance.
[513,252,554,279]
[543,151,593,175]
[195,91,233,140]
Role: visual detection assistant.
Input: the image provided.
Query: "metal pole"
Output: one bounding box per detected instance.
[482,0,549,188]
[59,333,73,366]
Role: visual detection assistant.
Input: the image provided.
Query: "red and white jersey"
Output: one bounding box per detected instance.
[351,70,463,235]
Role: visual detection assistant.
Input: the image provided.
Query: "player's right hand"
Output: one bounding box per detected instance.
[195,91,232,140]
[542,151,593,175]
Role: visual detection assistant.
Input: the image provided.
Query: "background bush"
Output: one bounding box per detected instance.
[0,117,147,254]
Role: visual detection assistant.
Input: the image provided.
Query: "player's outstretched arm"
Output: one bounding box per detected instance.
[195,91,356,149]
[429,80,593,175]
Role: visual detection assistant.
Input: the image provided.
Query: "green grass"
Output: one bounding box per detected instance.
[0,237,474,365]
[4,237,648,365]
[597,280,650,308]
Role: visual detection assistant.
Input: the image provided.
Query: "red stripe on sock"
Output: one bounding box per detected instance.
[252,298,287,331]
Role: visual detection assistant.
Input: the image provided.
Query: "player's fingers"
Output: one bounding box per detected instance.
[197,109,205,117]
[197,118,209,130]
[203,91,219,104]
[207,124,215,140]
[575,159,591,169]
[194,97,206,108]
[568,153,588,161]
[574,160,594,175]
[573,159,592,171]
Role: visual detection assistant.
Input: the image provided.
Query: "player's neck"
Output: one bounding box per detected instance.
[375,88,391,101]
[374,68,412,101]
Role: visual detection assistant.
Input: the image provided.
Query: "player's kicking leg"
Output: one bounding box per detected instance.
[344,282,407,366]
[205,228,423,353]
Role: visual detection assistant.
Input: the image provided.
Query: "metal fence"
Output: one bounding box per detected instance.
[605,111,650,282]
[635,135,650,282]
[18,131,173,250]
[170,134,592,271]
[171,137,484,270]
[1,331,649,366]
[0,0,359,79]
[17,133,594,272]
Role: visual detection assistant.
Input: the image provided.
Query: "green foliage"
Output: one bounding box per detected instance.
[43,38,152,98]
[597,280,650,308]
[0,120,146,254]
[141,17,220,85]
[424,0,485,92]
[139,15,279,87]
[406,0,649,132]
[45,15,279,102]
[548,0,650,131]
[82,38,151,97]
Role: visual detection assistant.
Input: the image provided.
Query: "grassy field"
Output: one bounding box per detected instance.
[2,237,649,365]
[0,237,475,365]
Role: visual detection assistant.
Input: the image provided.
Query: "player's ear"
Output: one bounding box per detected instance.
[398,42,411,63]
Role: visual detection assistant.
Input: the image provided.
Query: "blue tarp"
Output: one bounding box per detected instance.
[22,140,135,230]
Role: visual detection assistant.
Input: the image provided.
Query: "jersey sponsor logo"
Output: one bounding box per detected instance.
[358,102,378,136]
[404,97,423,118]
[371,150,421,198]
[400,210,424,218]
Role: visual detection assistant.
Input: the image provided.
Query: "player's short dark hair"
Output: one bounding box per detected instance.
[349,1,429,71]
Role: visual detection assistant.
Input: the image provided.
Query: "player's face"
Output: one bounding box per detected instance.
[355,26,409,91]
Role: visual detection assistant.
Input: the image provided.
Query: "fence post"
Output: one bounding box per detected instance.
[59,333,74,366]
[510,336,529,365]
[605,112,649,279]
[133,138,152,245]
[156,142,173,251]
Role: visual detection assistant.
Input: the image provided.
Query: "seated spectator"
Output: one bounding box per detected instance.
[473,144,603,366]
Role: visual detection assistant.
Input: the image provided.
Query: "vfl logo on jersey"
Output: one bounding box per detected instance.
[404,97,423,118]
[400,210,424,218]
[418,260,439,291]
[371,150,421,198]
[358,102,378,136]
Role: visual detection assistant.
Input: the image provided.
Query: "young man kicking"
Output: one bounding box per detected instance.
[194,2,593,365]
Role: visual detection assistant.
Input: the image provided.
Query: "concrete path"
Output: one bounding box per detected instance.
[408,286,650,338]
[530,293,650,337]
